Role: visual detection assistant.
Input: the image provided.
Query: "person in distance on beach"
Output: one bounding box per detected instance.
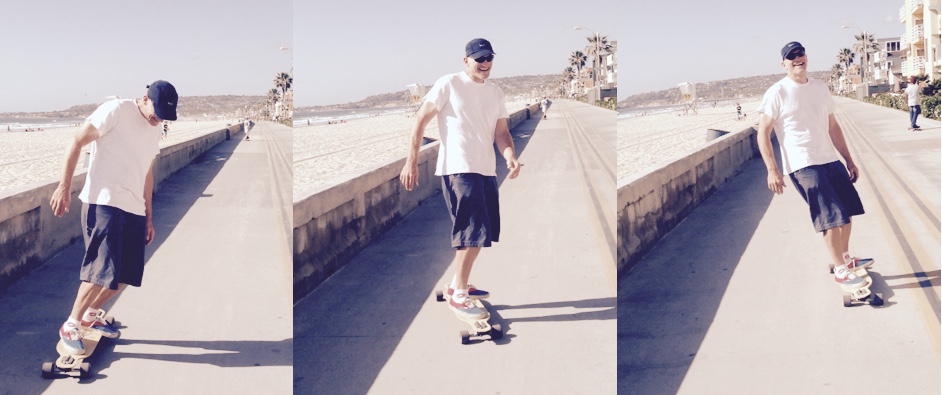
[756,42,872,290]
[49,80,178,354]
[399,38,520,320]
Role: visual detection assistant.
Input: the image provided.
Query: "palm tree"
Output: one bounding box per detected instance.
[836,48,855,72]
[267,88,280,117]
[853,33,878,84]
[585,35,613,82]
[569,51,587,79]
[274,72,292,120]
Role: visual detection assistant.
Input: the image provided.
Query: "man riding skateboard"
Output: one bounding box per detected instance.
[49,80,178,354]
[756,42,872,289]
[399,38,520,320]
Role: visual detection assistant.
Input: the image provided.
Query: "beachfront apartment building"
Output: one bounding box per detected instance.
[873,37,904,90]
[899,0,941,81]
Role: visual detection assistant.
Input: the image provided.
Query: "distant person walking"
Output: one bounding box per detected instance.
[736,103,742,120]
[756,42,872,291]
[541,97,549,119]
[244,118,251,140]
[162,121,168,140]
[399,38,520,320]
[905,76,922,130]
[49,80,178,354]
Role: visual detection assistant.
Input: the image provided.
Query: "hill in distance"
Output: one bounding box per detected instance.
[619,70,831,108]
[299,74,563,112]
[1,95,268,120]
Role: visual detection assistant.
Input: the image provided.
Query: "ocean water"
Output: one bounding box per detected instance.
[293,105,417,127]
[0,116,84,131]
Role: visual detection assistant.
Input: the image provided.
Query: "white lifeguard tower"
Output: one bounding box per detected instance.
[407,84,429,112]
[677,82,697,115]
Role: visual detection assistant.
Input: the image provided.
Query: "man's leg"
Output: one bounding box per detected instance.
[822,224,850,268]
[452,247,482,291]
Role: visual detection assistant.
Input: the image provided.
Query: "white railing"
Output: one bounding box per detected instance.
[913,24,925,42]
[900,5,907,22]
[912,0,924,13]
[901,31,909,47]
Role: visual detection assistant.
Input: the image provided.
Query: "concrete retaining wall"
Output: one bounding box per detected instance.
[0,123,243,292]
[616,127,760,275]
[293,104,540,301]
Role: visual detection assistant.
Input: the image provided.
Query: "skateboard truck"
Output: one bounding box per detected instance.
[839,267,884,307]
[435,289,503,344]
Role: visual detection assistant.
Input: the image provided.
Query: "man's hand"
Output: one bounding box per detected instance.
[50,185,71,217]
[767,171,786,195]
[399,161,419,191]
[846,162,859,183]
[506,157,520,179]
[145,221,155,246]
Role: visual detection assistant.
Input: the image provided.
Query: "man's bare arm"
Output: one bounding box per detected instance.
[757,113,785,194]
[494,118,519,179]
[399,101,439,191]
[827,114,858,182]
[50,122,99,216]
[143,160,156,245]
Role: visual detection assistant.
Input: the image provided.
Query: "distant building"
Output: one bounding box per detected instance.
[873,37,904,90]
[899,0,941,81]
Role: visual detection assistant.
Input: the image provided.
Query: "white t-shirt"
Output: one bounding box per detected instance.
[757,77,840,175]
[905,83,920,106]
[425,72,509,176]
[79,99,161,216]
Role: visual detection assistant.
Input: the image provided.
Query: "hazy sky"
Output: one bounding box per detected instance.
[620,0,906,99]
[0,0,292,113]
[294,0,616,106]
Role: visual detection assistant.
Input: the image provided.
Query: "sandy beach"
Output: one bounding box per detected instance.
[293,101,533,195]
[617,100,761,181]
[0,120,236,194]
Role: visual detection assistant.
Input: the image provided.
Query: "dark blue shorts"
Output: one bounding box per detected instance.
[441,173,500,248]
[788,161,865,232]
[80,204,147,289]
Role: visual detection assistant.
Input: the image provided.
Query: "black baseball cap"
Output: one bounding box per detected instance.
[466,38,495,59]
[781,41,805,59]
[147,80,178,121]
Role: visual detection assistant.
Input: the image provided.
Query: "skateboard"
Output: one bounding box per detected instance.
[908,127,921,131]
[434,287,503,344]
[41,310,117,379]
[833,265,884,307]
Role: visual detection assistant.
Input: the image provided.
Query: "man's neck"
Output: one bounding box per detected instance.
[787,73,808,84]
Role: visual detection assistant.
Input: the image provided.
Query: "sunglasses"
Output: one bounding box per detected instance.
[785,49,805,60]
[474,54,494,63]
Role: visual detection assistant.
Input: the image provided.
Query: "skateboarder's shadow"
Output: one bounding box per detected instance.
[489,297,616,324]
[80,337,292,378]
[873,269,941,308]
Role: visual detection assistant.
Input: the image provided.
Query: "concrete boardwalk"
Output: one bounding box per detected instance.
[294,100,618,394]
[0,122,293,394]
[618,97,941,394]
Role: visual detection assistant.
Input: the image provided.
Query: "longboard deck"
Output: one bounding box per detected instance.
[435,288,503,344]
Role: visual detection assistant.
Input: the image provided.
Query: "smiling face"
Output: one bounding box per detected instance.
[782,49,808,83]
[464,55,493,83]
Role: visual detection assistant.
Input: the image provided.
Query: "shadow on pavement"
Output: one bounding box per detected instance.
[617,149,777,394]
[0,135,244,393]
[293,112,546,394]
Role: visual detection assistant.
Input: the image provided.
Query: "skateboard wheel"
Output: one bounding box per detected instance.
[491,324,503,340]
[460,330,471,345]
[79,362,91,379]
[41,362,54,379]
[842,294,852,307]
[871,293,884,306]
[435,290,445,302]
